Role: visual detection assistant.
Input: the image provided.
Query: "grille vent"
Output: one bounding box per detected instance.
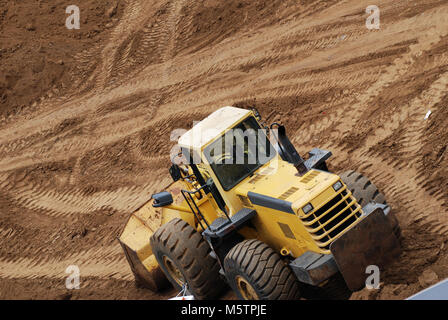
[278,222,296,239]
[238,195,253,207]
[301,170,320,184]
[278,187,299,200]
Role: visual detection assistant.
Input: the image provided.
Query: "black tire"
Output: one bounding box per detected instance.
[339,170,386,207]
[224,239,301,300]
[150,218,225,300]
[339,170,401,239]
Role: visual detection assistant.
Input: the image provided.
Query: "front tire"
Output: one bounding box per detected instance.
[224,239,301,300]
[150,218,225,299]
[339,170,386,207]
[340,170,401,239]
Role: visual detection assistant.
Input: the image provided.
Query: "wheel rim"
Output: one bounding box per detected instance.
[235,276,259,300]
[163,255,185,286]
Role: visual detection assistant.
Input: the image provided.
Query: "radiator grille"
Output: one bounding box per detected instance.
[300,187,362,251]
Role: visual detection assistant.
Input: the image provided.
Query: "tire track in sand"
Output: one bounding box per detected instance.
[7,179,169,218]
[0,245,132,281]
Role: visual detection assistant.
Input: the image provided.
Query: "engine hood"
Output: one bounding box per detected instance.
[235,161,340,214]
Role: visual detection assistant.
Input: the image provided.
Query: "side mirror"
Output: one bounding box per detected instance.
[169,164,182,182]
[152,192,173,208]
[251,107,262,121]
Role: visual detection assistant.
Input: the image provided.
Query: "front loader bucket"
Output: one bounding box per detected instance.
[118,181,186,291]
[119,238,169,291]
[330,208,401,291]
[118,200,169,291]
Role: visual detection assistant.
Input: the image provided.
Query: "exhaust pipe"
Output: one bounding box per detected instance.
[270,123,308,176]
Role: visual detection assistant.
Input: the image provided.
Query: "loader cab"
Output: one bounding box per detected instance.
[177,106,280,217]
[203,115,276,191]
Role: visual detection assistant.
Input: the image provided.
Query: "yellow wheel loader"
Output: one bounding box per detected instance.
[119,106,401,300]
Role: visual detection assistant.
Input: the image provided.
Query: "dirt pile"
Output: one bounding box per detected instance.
[0,0,447,299]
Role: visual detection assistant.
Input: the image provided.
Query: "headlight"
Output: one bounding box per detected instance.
[302,203,313,214]
[333,181,343,191]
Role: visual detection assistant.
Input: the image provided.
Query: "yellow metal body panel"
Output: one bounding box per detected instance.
[232,161,346,256]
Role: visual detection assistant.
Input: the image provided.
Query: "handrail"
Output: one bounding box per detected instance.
[181,186,211,230]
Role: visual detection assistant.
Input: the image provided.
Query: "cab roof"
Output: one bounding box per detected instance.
[178,106,251,150]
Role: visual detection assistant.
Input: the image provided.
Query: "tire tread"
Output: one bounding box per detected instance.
[224,240,300,300]
[150,218,225,300]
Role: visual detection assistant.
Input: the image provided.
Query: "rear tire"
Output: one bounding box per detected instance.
[150,218,225,300]
[224,239,301,300]
[339,170,401,239]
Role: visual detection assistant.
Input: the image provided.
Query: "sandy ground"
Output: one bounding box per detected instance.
[0,0,447,300]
